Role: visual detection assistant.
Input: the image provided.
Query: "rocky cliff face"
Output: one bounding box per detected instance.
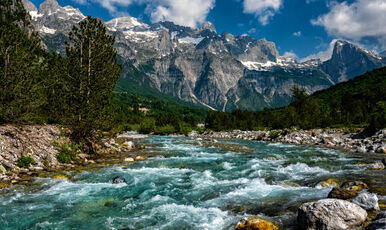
[22,0,386,111]
[322,40,385,83]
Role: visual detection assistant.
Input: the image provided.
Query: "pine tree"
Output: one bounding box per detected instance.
[0,23,46,123]
[65,16,122,145]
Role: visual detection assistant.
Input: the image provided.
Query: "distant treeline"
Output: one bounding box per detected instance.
[206,67,386,133]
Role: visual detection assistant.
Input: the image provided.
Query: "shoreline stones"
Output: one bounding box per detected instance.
[191,128,386,155]
[0,125,143,183]
[297,199,367,230]
[234,217,279,230]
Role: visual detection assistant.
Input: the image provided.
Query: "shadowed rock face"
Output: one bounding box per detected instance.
[322,40,385,83]
[22,0,386,111]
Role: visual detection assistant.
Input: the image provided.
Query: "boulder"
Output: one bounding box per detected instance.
[316,178,340,188]
[366,162,385,170]
[135,156,146,161]
[124,157,134,162]
[297,199,367,230]
[110,176,126,184]
[234,217,279,230]
[341,181,368,191]
[366,212,386,230]
[352,192,380,211]
[122,141,135,150]
[328,188,358,200]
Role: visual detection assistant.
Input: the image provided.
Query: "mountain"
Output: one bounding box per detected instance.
[22,0,386,111]
[321,40,385,83]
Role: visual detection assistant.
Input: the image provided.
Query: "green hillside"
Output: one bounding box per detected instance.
[205,67,386,132]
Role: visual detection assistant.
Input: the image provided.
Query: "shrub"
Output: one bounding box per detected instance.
[154,125,175,135]
[56,144,80,164]
[17,156,35,168]
[268,130,281,140]
[138,118,156,134]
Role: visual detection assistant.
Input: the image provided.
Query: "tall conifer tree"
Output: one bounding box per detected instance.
[65,16,122,144]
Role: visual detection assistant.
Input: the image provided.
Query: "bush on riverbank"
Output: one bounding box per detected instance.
[17,156,35,169]
[56,144,80,164]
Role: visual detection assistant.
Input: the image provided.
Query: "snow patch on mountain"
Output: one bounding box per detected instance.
[40,26,56,34]
[178,36,204,45]
[29,11,43,20]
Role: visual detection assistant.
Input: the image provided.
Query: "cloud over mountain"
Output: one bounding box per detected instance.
[73,0,215,28]
[312,0,386,48]
[243,0,283,25]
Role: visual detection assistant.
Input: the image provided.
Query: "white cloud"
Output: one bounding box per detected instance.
[282,51,298,60]
[301,39,339,62]
[149,0,215,28]
[293,31,301,37]
[74,0,215,28]
[312,0,386,48]
[243,0,283,25]
[248,28,257,34]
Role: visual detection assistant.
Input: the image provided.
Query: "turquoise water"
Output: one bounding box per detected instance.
[0,136,383,229]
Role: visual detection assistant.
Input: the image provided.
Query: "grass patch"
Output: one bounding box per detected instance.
[17,156,35,168]
[56,144,81,164]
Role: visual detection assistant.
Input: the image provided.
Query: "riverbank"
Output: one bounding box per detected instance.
[0,125,147,184]
[190,128,386,156]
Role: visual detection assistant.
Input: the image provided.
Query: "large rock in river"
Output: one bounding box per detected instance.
[297,199,367,230]
[234,217,279,230]
[352,192,380,211]
[328,188,357,200]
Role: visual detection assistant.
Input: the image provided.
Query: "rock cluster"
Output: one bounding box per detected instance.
[299,178,383,230]
[191,129,386,154]
[366,212,386,230]
[0,125,64,181]
[0,125,140,183]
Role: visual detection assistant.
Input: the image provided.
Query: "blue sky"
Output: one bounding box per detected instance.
[30,0,386,60]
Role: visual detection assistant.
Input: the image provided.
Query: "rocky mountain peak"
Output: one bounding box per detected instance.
[22,0,37,12]
[200,21,216,33]
[39,0,60,15]
[380,50,386,57]
[106,16,149,32]
[322,40,385,83]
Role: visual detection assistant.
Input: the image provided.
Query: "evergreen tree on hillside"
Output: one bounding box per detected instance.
[0,0,31,30]
[65,16,122,145]
[0,23,46,123]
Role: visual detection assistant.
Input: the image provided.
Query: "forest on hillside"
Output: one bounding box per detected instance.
[205,67,386,133]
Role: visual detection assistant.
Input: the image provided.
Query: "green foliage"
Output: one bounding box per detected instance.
[268,130,281,139]
[56,144,80,164]
[0,0,30,29]
[154,125,175,135]
[17,156,35,168]
[64,16,122,142]
[138,118,156,134]
[0,23,48,123]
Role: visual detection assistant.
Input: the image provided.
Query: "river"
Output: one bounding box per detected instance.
[0,135,385,229]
